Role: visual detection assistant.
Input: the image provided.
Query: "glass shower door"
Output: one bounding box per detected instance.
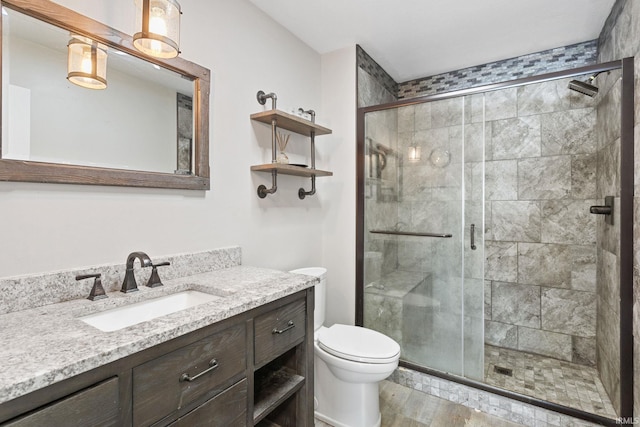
[362,95,484,379]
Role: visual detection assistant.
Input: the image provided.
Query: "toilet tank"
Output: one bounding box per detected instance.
[289,267,326,332]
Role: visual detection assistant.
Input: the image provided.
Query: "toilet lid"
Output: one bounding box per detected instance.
[318,324,400,364]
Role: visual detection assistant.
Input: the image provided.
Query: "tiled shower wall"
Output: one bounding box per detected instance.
[357,45,397,108]
[394,97,486,380]
[594,69,623,414]
[594,0,639,417]
[363,109,399,284]
[357,2,639,419]
[358,33,612,352]
[481,80,599,366]
[363,113,399,218]
[388,81,601,369]
[361,72,623,426]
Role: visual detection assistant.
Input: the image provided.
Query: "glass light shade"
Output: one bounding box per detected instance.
[408,146,421,162]
[134,0,181,58]
[67,39,108,90]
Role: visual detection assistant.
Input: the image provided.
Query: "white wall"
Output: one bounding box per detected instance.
[0,0,342,280]
[319,47,357,326]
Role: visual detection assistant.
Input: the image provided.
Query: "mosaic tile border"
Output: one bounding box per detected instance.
[396,40,598,99]
[357,44,398,98]
[390,366,610,427]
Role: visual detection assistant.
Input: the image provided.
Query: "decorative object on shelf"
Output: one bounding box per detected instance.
[429,147,451,167]
[251,93,332,199]
[133,0,181,59]
[276,132,290,164]
[67,36,108,90]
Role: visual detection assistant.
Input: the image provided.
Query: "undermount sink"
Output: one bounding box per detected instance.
[79,290,221,332]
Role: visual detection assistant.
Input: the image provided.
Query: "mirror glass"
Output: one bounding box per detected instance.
[2,7,195,174]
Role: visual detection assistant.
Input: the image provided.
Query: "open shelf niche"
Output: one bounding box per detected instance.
[253,340,307,426]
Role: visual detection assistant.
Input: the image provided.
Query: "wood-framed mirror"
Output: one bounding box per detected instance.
[0,0,210,190]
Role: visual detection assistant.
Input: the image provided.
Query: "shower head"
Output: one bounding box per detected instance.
[568,74,599,97]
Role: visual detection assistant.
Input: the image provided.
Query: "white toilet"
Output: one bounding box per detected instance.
[289,267,400,427]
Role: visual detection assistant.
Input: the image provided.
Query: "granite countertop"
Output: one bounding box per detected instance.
[0,265,316,405]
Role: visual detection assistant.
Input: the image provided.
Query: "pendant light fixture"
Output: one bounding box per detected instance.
[67,37,108,90]
[133,0,181,59]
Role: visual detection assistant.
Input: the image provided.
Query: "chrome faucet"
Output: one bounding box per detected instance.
[121,251,153,293]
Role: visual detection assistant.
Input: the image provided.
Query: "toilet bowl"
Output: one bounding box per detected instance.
[289,267,400,427]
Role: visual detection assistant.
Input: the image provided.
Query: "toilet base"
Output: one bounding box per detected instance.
[315,354,385,427]
[315,410,381,427]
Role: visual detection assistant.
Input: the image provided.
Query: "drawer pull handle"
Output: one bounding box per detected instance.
[179,359,218,382]
[272,320,295,335]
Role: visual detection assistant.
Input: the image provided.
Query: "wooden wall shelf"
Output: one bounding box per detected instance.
[251,99,333,199]
[250,164,333,178]
[250,110,331,137]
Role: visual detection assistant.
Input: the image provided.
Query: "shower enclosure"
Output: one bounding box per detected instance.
[356,58,634,424]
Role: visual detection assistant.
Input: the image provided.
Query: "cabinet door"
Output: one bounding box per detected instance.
[169,379,247,427]
[133,323,246,426]
[254,299,306,367]
[3,377,120,427]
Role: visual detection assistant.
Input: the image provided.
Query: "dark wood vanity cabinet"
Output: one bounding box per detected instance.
[0,288,314,427]
[253,298,310,426]
[2,378,121,427]
[133,322,247,426]
[168,379,248,427]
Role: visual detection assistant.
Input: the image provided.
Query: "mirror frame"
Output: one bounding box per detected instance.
[0,0,211,190]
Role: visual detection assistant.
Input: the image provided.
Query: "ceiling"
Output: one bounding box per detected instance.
[248,0,616,83]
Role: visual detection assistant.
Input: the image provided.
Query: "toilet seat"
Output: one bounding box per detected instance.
[317,324,400,364]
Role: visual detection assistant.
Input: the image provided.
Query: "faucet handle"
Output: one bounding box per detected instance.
[76,273,107,301]
[146,262,170,288]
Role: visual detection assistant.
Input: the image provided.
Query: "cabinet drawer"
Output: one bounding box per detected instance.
[4,377,119,427]
[169,379,247,427]
[254,299,306,366]
[133,323,246,426]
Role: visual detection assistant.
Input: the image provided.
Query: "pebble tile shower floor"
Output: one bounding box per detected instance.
[484,345,616,418]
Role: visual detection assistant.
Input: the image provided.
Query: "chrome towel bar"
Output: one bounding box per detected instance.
[369,230,452,238]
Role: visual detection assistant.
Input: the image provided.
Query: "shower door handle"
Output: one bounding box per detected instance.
[470,224,477,250]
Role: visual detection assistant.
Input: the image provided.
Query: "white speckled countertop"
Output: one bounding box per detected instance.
[0,265,317,405]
